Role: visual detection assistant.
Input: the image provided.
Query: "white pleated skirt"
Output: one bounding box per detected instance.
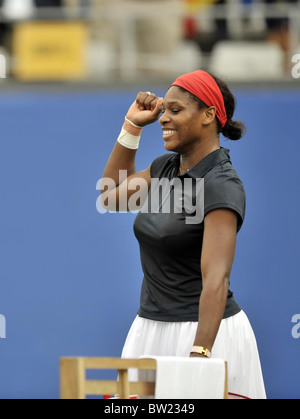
[121,310,267,399]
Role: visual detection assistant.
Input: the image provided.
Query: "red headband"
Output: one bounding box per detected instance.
[171,70,227,127]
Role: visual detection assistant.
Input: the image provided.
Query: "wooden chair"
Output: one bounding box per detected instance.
[60,357,156,399]
[60,357,228,399]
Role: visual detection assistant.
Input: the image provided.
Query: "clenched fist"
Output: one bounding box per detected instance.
[126,92,163,127]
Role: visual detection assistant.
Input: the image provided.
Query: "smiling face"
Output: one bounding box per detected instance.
[160,86,212,154]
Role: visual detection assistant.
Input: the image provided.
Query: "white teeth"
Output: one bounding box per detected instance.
[163,130,176,135]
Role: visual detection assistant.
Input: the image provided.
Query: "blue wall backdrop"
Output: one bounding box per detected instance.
[0,87,299,399]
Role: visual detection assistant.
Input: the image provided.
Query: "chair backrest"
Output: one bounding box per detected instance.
[60,357,228,399]
[60,357,157,399]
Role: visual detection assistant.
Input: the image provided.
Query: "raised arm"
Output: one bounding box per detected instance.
[100,92,163,212]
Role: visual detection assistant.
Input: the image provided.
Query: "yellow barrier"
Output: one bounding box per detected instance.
[13,21,88,81]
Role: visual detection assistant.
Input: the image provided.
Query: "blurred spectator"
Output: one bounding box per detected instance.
[0,0,63,55]
[0,0,9,46]
[183,0,229,54]
[0,0,35,48]
[265,0,297,48]
[134,0,182,58]
[214,0,228,41]
[89,0,183,76]
[265,0,298,70]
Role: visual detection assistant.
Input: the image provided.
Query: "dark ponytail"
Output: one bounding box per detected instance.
[222,119,245,141]
[209,73,246,141]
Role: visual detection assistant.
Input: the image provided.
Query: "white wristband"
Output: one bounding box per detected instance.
[117,118,143,150]
[117,128,141,150]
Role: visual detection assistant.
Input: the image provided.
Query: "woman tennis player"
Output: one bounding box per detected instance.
[100,70,266,399]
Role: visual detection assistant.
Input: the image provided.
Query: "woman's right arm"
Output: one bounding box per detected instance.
[100,92,163,212]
